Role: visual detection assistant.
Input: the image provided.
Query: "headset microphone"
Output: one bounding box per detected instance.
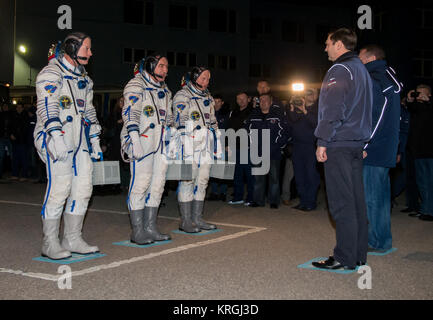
[77,56,88,61]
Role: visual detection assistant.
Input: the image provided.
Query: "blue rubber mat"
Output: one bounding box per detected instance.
[171,229,222,236]
[297,257,363,274]
[33,253,106,265]
[367,247,397,256]
[112,240,172,248]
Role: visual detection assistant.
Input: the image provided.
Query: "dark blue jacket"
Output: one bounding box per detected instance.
[363,60,402,168]
[287,102,318,145]
[398,105,410,154]
[246,105,291,161]
[215,108,229,130]
[315,51,373,148]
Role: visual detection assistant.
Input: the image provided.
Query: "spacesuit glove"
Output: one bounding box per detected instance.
[50,130,68,162]
[129,131,145,160]
[90,136,103,161]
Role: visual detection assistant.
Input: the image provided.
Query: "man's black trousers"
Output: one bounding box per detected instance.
[324,147,368,268]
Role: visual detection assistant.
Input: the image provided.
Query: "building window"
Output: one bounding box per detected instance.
[209,9,236,33]
[208,55,236,71]
[167,51,196,67]
[413,50,433,78]
[123,48,154,64]
[415,8,433,29]
[282,20,304,43]
[124,0,153,25]
[250,17,272,39]
[169,5,197,30]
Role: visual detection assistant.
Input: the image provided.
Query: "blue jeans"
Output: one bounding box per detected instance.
[253,160,281,206]
[415,158,433,216]
[363,165,392,251]
[210,179,228,195]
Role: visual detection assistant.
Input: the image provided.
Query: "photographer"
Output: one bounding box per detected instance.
[287,88,320,211]
[406,84,433,221]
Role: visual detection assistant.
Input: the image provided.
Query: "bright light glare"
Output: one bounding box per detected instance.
[19,45,27,53]
[292,83,305,92]
[12,100,17,105]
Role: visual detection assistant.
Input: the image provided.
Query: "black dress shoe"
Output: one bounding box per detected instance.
[409,212,422,217]
[419,214,433,221]
[401,207,416,213]
[220,194,227,202]
[249,202,263,208]
[270,204,278,209]
[298,206,316,212]
[312,256,355,270]
[292,204,303,210]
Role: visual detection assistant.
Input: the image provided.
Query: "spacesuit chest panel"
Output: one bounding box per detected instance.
[140,89,169,126]
[190,95,212,128]
[56,66,89,122]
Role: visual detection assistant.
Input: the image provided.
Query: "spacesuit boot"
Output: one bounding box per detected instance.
[144,207,171,241]
[179,202,200,233]
[191,200,216,230]
[41,218,72,260]
[129,209,154,245]
[61,213,99,254]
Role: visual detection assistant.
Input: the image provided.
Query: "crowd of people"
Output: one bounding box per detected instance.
[1,28,432,266]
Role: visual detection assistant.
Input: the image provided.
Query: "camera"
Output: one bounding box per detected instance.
[410,91,420,98]
[292,96,304,107]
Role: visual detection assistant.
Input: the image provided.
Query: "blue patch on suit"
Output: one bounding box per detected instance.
[158,91,165,99]
[44,84,57,95]
[177,104,186,111]
[203,99,210,106]
[159,109,166,116]
[129,96,139,104]
[76,99,85,108]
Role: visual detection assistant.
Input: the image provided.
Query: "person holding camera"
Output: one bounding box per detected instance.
[406,84,433,221]
[287,88,320,211]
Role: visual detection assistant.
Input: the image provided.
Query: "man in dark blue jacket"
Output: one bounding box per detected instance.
[359,45,402,251]
[287,88,320,211]
[246,93,290,209]
[313,28,373,270]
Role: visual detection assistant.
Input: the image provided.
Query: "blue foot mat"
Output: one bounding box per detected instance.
[297,257,364,274]
[112,240,172,248]
[367,247,397,256]
[171,229,222,236]
[33,252,106,265]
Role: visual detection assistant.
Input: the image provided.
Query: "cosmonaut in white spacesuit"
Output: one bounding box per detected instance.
[34,32,102,260]
[120,54,174,245]
[172,66,221,233]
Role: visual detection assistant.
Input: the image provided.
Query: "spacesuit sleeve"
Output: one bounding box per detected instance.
[122,80,143,134]
[35,65,63,135]
[172,90,190,131]
[84,78,102,138]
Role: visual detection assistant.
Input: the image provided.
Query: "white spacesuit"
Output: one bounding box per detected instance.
[172,67,220,233]
[121,55,174,244]
[34,33,102,260]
